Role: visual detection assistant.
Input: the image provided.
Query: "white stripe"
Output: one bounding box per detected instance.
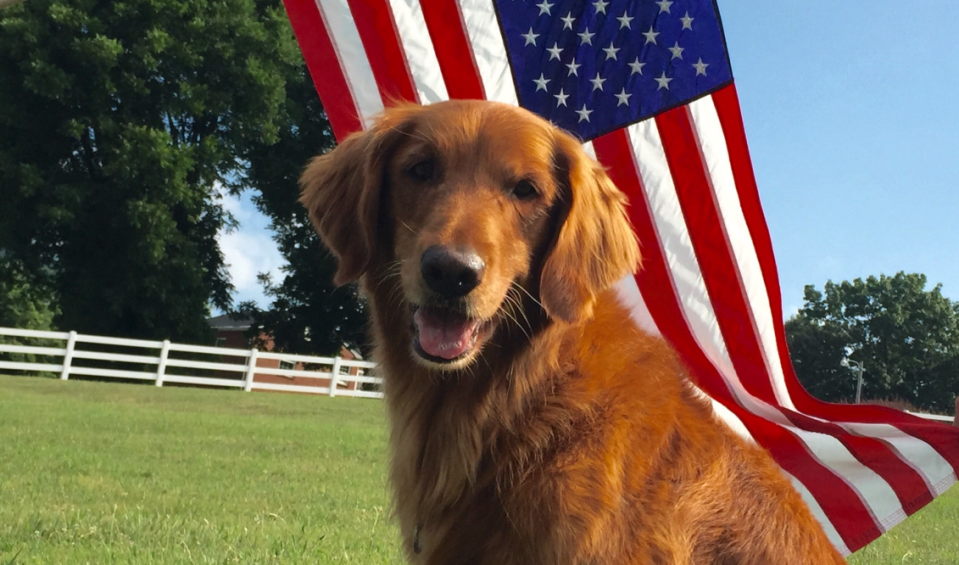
[388,0,449,104]
[458,0,519,105]
[317,0,384,127]
[781,470,852,556]
[613,275,660,337]
[708,396,756,445]
[686,381,759,447]
[687,96,795,411]
[841,422,957,495]
[581,140,597,161]
[622,120,901,532]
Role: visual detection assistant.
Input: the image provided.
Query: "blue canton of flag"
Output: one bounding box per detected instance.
[497,0,733,140]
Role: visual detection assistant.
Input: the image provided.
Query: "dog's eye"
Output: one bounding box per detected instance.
[408,160,434,182]
[511,180,538,200]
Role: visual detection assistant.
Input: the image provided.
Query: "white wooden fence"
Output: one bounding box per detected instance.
[2,325,956,423]
[906,411,955,424]
[0,326,382,398]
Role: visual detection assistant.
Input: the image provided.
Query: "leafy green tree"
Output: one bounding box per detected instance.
[784,306,852,402]
[786,272,959,413]
[0,258,58,331]
[235,65,367,356]
[0,0,300,342]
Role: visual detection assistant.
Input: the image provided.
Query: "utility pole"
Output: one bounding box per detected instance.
[842,358,865,404]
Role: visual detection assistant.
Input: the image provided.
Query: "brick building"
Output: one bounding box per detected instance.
[207,314,363,392]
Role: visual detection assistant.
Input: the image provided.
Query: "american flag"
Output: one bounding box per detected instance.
[281,0,959,555]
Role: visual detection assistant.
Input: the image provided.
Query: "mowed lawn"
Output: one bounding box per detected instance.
[0,375,402,564]
[0,375,956,564]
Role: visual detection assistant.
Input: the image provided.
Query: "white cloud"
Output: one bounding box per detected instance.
[216,189,284,310]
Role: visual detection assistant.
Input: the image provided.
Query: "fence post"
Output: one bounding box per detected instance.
[329,356,342,398]
[244,348,259,392]
[60,330,77,381]
[155,339,171,387]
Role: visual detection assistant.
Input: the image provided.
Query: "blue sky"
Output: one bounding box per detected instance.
[722,1,959,314]
[219,1,959,317]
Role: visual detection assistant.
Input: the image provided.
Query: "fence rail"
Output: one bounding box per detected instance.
[906,411,955,423]
[0,326,381,399]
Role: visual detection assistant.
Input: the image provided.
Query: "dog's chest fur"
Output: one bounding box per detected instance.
[369,286,694,564]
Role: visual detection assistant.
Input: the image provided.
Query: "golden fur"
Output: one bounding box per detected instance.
[301,100,845,564]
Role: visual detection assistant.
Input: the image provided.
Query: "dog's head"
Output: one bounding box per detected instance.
[301,101,639,370]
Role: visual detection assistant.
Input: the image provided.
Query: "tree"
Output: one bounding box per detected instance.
[0,0,300,342]
[786,272,959,413]
[0,257,58,331]
[235,64,367,356]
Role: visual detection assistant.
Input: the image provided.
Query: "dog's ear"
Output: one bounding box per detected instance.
[299,105,421,286]
[540,133,641,323]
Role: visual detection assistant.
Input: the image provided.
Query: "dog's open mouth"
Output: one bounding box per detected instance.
[410,305,488,364]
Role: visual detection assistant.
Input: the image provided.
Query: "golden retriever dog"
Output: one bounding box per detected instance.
[300,100,845,564]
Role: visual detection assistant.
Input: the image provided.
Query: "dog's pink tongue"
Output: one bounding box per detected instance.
[414,308,478,360]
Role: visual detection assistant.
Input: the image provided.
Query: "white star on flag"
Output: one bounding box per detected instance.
[643,26,659,45]
[655,71,672,90]
[578,29,595,45]
[681,12,694,30]
[592,0,609,15]
[693,58,709,76]
[536,0,554,16]
[603,42,620,61]
[576,104,593,122]
[553,88,569,107]
[669,42,684,60]
[546,43,563,61]
[628,57,645,75]
[615,88,632,106]
[533,73,550,91]
[566,60,581,76]
[561,12,575,30]
[522,28,539,47]
[617,11,634,29]
[589,72,606,91]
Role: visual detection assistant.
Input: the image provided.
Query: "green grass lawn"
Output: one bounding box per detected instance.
[0,375,955,564]
[0,375,402,564]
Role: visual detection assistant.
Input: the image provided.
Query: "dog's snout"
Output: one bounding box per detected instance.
[420,245,485,298]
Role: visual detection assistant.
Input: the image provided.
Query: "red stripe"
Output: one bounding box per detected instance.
[420,1,486,100]
[344,0,418,105]
[653,107,778,405]
[592,129,879,550]
[281,0,362,140]
[710,86,959,471]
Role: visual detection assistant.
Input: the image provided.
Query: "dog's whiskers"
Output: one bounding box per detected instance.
[511,282,543,310]
[502,288,533,344]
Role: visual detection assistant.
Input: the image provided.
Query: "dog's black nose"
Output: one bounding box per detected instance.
[420,245,485,298]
